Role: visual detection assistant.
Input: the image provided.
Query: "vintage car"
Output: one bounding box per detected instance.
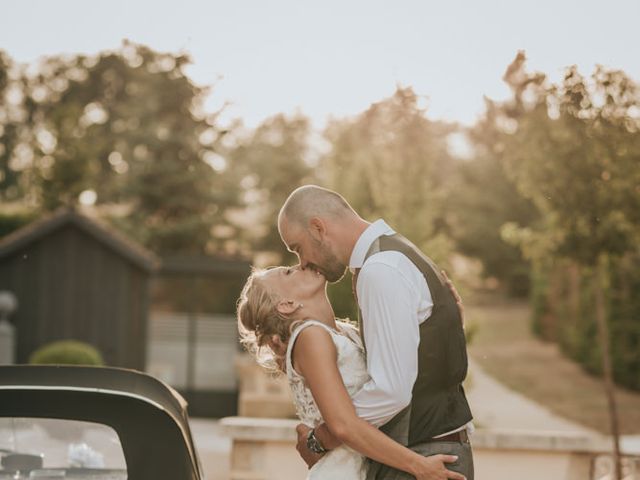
[0,365,204,479]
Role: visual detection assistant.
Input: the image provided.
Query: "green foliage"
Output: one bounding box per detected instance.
[492,52,640,390]
[318,87,459,314]
[29,340,104,366]
[321,86,455,266]
[0,210,37,238]
[225,113,317,263]
[491,52,640,265]
[1,42,240,255]
[0,50,34,203]
[327,271,359,324]
[609,256,640,389]
[449,142,539,296]
[463,321,479,346]
[529,261,550,338]
[531,256,640,391]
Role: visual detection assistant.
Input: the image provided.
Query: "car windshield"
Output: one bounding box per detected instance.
[0,418,127,479]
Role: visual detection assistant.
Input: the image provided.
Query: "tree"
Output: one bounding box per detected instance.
[5,42,239,254]
[0,50,38,206]
[322,87,456,263]
[319,87,458,320]
[225,113,317,263]
[495,52,640,480]
[449,122,539,296]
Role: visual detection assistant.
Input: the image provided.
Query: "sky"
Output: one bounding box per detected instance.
[2,0,639,128]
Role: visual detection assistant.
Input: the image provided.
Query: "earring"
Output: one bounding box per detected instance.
[299,303,304,308]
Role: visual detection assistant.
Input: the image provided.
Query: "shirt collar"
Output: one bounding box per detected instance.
[349,219,395,271]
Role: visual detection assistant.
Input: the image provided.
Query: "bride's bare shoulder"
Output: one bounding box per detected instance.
[294,323,333,346]
[291,323,337,362]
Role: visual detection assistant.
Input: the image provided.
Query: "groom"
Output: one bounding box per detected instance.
[278,185,474,480]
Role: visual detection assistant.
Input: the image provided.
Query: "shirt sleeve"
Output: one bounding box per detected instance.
[350,257,426,427]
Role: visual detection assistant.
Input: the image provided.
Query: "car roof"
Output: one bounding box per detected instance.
[0,365,203,480]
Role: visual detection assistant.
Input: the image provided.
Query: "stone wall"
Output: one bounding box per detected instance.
[221,417,640,480]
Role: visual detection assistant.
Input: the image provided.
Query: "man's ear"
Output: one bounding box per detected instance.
[308,217,326,242]
[276,299,298,316]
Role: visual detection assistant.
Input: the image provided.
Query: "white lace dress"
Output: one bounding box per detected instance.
[286,320,370,479]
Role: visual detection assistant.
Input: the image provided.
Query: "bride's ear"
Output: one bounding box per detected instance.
[276,299,302,316]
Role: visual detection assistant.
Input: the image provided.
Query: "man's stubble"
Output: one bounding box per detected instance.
[310,237,347,283]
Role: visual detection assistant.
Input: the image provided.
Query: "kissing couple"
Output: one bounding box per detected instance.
[238,185,474,480]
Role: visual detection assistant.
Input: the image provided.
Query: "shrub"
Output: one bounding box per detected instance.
[530,255,640,391]
[29,340,104,366]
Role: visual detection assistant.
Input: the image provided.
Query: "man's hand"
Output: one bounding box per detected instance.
[442,270,464,328]
[295,423,324,469]
[412,454,466,480]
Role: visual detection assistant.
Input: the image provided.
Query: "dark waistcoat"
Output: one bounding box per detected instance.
[355,233,473,446]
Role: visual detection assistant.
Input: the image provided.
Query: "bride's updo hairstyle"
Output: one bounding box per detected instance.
[237,268,301,372]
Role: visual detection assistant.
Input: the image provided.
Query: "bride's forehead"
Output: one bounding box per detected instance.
[260,268,287,294]
[262,267,284,280]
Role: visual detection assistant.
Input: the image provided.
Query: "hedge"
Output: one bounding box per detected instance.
[29,340,104,366]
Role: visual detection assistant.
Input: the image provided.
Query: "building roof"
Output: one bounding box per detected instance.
[0,207,160,272]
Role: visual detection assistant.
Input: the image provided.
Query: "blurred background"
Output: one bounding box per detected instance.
[0,1,639,479]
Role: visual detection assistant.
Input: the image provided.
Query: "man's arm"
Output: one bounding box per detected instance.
[350,258,427,426]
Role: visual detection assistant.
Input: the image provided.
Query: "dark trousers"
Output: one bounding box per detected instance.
[365,406,474,480]
[365,439,474,480]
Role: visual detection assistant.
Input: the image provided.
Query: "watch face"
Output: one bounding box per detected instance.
[307,429,326,454]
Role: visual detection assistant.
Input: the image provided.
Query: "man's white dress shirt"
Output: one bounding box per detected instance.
[349,219,472,436]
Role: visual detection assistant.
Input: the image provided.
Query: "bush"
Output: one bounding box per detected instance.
[530,255,640,391]
[29,340,104,366]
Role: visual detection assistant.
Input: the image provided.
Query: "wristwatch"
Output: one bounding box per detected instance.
[306,428,328,454]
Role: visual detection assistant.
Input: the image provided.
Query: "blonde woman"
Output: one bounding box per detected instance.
[237,265,465,480]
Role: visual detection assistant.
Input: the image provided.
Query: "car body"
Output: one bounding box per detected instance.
[0,365,204,479]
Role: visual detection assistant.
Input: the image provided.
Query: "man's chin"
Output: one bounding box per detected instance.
[324,268,347,283]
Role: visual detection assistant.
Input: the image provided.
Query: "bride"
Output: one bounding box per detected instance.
[237,265,464,480]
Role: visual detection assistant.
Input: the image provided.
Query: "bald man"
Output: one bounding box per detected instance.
[278,185,474,480]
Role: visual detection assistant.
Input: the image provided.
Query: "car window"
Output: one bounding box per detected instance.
[0,418,127,479]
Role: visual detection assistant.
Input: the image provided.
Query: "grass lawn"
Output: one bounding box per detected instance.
[466,296,640,435]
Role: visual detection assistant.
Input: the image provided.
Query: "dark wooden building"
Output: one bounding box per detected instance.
[149,255,252,418]
[0,208,159,369]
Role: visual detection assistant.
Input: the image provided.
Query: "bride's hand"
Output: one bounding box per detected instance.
[441,270,465,328]
[295,424,324,469]
[412,454,466,480]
